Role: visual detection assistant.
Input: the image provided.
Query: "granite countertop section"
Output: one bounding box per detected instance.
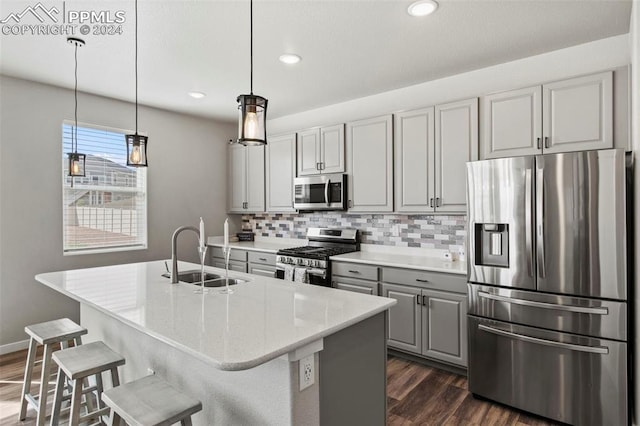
[330,250,467,275]
[207,236,304,253]
[36,261,395,371]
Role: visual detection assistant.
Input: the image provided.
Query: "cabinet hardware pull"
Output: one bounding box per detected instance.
[537,137,542,149]
[316,162,320,170]
[430,198,434,208]
[348,270,360,274]
[436,197,440,207]
[422,295,427,306]
[544,136,550,149]
[416,278,429,283]
[321,162,325,170]
[416,295,421,305]
[348,200,353,208]
[259,257,267,261]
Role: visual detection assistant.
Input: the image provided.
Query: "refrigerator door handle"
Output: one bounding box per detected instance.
[536,167,546,278]
[478,291,609,315]
[478,324,609,354]
[525,168,533,276]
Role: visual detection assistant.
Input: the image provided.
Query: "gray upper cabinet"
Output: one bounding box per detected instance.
[482,71,613,159]
[266,133,296,212]
[347,115,394,212]
[395,98,477,214]
[297,124,345,176]
[228,144,265,214]
[542,71,613,154]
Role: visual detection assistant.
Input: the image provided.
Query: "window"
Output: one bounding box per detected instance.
[62,122,148,254]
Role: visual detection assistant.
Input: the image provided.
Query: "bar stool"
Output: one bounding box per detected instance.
[50,341,125,426]
[102,374,202,426]
[19,318,88,426]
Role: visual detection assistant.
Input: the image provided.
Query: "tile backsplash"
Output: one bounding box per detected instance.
[241,212,467,251]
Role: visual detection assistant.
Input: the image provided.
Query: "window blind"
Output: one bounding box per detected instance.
[62,123,148,253]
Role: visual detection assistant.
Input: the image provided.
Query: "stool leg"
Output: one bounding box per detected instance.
[108,409,124,426]
[36,343,54,426]
[19,337,37,420]
[50,367,66,426]
[95,373,104,408]
[69,378,83,426]
[110,367,120,387]
[181,417,193,426]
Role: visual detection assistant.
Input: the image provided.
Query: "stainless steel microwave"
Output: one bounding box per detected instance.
[293,173,347,211]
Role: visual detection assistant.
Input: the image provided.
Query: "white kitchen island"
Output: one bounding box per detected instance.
[36,260,395,425]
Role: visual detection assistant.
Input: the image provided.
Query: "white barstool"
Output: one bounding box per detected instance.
[101,374,202,426]
[19,318,87,426]
[50,341,125,425]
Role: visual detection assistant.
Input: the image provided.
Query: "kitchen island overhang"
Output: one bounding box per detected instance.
[36,260,395,425]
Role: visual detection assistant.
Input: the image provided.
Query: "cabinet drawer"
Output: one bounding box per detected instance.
[212,259,247,273]
[248,264,276,278]
[332,262,378,281]
[381,267,466,294]
[332,276,379,296]
[248,251,277,266]
[211,247,248,262]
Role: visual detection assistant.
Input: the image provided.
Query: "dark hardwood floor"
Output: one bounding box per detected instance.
[0,348,558,425]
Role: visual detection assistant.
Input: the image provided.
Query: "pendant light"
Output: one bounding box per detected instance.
[236,0,268,146]
[125,0,148,166]
[67,37,86,178]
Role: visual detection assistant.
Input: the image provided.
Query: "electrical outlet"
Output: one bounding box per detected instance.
[299,354,314,391]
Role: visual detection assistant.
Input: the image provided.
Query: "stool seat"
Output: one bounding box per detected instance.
[25,318,87,345]
[52,341,125,380]
[102,375,202,426]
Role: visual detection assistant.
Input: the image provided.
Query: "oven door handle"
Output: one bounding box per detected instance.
[478,324,609,354]
[478,291,608,315]
[324,179,330,206]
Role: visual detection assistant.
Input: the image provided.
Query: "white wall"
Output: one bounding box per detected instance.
[269,34,629,134]
[0,76,235,348]
[630,2,640,424]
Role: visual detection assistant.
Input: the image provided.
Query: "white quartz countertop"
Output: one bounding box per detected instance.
[207,236,303,253]
[36,261,394,371]
[330,251,467,275]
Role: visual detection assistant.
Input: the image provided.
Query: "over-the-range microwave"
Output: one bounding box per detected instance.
[293,173,347,211]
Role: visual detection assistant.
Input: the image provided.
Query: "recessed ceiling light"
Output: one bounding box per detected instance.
[279,54,302,65]
[407,0,438,17]
[188,91,206,99]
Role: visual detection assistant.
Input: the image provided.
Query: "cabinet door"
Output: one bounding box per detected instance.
[482,86,542,159]
[266,133,296,212]
[297,128,321,176]
[542,71,613,154]
[435,98,478,213]
[347,115,394,212]
[422,289,467,367]
[394,107,435,212]
[228,144,247,213]
[380,283,421,354]
[332,276,379,296]
[320,124,345,174]
[245,145,265,213]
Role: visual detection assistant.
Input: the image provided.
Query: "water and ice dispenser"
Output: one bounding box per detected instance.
[474,223,509,267]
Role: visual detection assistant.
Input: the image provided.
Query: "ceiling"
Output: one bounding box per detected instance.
[0,0,632,122]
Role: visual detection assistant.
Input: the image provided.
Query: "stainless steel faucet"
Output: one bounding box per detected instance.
[170,225,200,284]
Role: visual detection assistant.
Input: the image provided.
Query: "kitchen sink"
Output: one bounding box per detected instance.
[162,271,248,287]
[191,278,248,287]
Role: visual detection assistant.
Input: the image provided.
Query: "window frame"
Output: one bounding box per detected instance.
[61,120,149,256]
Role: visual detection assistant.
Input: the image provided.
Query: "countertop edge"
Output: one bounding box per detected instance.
[329,254,467,276]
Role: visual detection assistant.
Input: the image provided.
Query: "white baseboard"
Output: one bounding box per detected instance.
[0,339,30,355]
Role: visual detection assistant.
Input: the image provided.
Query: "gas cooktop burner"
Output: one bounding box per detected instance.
[278,246,356,258]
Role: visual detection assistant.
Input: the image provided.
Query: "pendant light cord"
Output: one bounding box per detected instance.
[74,41,78,153]
[250,0,253,94]
[135,0,139,133]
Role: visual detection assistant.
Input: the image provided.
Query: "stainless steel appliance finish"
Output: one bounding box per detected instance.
[466,149,630,425]
[469,316,627,426]
[275,227,359,286]
[293,173,348,211]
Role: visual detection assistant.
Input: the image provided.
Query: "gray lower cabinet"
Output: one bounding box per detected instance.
[210,247,248,273]
[381,269,468,367]
[247,251,277,278]
[331,261,380,295]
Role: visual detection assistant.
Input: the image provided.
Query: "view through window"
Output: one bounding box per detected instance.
[62,123,147,253]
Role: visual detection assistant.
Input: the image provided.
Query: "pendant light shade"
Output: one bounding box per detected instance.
[237,0,268,146]
[126,0,148,166]
[237,94,267,146]
[67,37,86,177]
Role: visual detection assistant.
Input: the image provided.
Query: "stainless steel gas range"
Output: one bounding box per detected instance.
[275,228,359,286]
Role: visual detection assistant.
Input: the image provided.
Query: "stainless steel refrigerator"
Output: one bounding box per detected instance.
[466,149,631,425]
